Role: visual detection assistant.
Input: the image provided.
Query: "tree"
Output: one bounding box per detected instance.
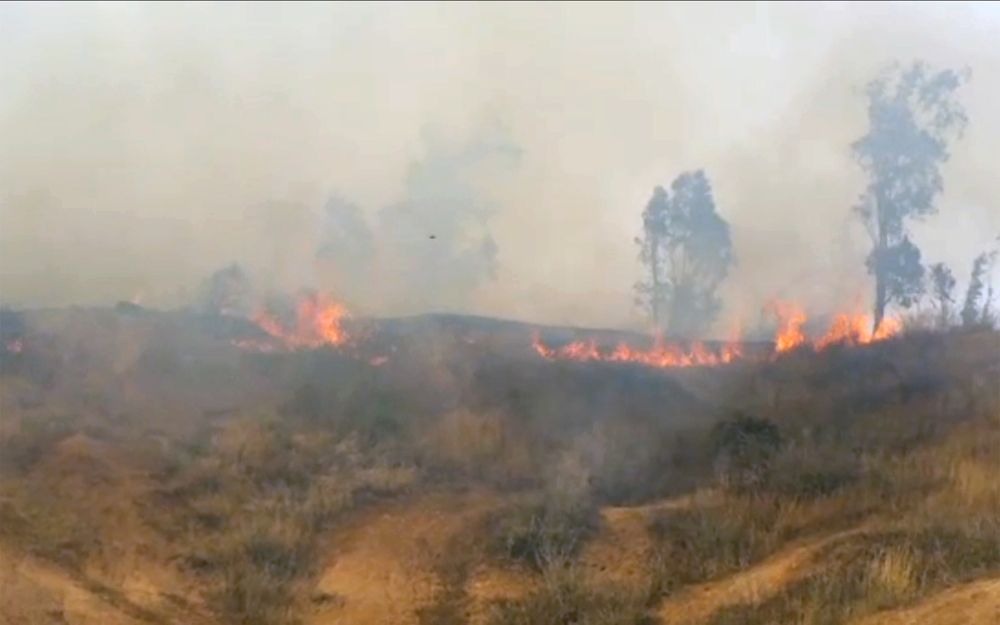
[199,263,252,316]
[961,250,998,327]
[634,186,669,327]
[852,62,968,332]
[928,262,956,328]
[635,171,734,337]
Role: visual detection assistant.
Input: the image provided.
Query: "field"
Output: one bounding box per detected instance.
[1,306,998,625]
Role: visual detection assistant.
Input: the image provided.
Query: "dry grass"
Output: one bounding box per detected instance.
[484,564,654,625]
[1,322,997,624]
[704,414,1000,625]
[864,545,920,606]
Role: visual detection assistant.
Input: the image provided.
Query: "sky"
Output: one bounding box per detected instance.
[1,2,998,333]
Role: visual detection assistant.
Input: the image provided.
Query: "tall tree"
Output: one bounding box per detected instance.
[928,262,956,328]
[961,250,997,327]
[852,62,968,332]
[636,171,734,337]
[635,186,669,327]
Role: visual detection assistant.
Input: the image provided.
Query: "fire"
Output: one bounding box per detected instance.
[242,292,350,351]
[872,316,903,341]
[531,332,742,369]
[4,339,23,354]
[531,303,903,369]
[767,301,808,353]
[815,313,902,349]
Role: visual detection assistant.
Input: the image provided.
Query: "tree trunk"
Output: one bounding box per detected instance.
[873,269,886,334]
[650,241,661,328]
[872,205,888,334]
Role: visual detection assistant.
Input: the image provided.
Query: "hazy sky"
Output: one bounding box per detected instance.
[2,2,998,332]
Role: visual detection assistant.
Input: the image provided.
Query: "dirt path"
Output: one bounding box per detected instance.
[852,576,1000,625]
[581,492,708,589]
[306,490,503,625]
[464,564,538,625]
[656,526,866,625]
[0,434,211,625]
[0,546,145,625]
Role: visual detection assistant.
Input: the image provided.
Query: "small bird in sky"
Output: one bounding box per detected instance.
[428,234,436,240]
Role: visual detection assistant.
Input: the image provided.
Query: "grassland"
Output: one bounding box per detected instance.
[0,308,997,625]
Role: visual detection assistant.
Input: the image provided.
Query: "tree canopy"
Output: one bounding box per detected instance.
[636,170,733,337]
[852,61,968,330]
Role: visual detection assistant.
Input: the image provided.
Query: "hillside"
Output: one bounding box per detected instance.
[1,307,998,625]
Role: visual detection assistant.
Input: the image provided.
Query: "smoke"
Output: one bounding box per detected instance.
[2,3,999,331]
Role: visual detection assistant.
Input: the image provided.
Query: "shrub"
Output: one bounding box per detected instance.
[648,495,787,593]
[710,413,783,493]
[764,447,859,500]
[491,494,600,571]
[487,566,653,625]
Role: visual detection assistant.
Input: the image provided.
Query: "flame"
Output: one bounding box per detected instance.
[531,304,902,369]
[766,301,808,353]
[873,316,903,341]
[532,331,742,369]
[241,292,350,351]
[815,313,902,349]
[814,313,868,349]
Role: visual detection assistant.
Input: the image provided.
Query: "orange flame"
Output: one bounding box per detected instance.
[531,331,742,369]
[242,292,350,351]
[815,313,902,349]
[766,301,808,353]
[531,304,902,369]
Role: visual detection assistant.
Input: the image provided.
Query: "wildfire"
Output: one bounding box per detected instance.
[766,301,808,353]
[531,332,742,369]
[241,292,351,351]
[814,312,902,350]
[532,302,903,370]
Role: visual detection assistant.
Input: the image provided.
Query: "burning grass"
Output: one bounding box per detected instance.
[532,301,904,370]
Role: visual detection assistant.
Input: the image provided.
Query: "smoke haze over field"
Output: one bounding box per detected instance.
[1,2,999,332]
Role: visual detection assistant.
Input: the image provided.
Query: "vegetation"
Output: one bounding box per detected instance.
[487,568,653,625]
[852,61,968,331]
[1,54,997,625]
[635,170,734,337]
[490,493,601,571]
